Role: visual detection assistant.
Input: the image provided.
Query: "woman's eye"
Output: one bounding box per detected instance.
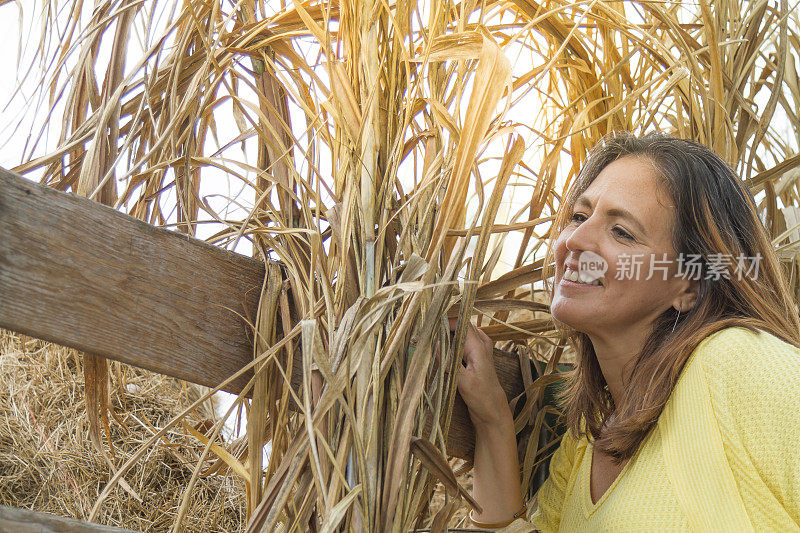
[613,226,634,240]
[570,213,587,223]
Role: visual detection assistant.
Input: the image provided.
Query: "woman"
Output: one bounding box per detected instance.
[457,132,800,530]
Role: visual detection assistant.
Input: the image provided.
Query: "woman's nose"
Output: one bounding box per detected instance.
[565,216,598,253]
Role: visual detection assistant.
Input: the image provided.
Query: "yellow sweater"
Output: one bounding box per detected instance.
[506,326,800,532]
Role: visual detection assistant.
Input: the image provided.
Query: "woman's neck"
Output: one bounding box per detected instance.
[587,326,651,407]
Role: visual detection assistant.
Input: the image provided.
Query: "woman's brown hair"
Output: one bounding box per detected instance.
[547,131,800,461]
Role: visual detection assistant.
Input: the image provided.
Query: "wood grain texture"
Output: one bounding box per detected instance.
[0,168,266,395]
[0,168,527,459]
[0,505,137,532]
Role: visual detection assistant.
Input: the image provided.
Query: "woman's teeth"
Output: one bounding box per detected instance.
[564,269,602,286]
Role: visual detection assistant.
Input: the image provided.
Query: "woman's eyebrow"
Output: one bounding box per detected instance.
[607,207,649,237]
[574,195,649,237]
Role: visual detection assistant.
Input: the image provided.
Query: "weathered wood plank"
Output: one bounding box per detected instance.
[0,168,527,459]
[0,167,265,395]
[0,505,137,532]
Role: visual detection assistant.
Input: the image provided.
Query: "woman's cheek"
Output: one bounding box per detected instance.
[606,255,620,283]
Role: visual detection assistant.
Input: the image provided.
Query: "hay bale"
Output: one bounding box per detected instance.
[0,329,246,532]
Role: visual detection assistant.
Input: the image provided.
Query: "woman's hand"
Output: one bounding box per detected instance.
[450,317,512,427]
[450,317,524,526]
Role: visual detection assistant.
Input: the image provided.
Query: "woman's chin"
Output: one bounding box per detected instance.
[550,304,595,333]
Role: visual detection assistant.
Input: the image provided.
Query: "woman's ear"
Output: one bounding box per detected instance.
[673,279,699,312]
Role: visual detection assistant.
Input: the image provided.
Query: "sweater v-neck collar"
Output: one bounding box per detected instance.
[581,429,652,518]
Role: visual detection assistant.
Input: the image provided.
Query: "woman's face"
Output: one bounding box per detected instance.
[551,156,690,337]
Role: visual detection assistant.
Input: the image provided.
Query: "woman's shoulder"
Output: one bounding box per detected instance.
[685,324,800,431]
[690,324,800,375]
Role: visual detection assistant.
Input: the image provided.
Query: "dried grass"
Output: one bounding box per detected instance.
[0,329,246,532]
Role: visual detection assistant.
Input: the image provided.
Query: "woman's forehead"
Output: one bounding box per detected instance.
[584,157,671,201]
[577,158,676,235]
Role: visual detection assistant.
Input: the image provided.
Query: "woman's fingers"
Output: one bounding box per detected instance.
[449,318,497,375]
[467,323,494,367]
[453,323,509,427]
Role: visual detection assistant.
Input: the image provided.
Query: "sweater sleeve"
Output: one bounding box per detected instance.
[527,430,580,532]
[696,326,800,526]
